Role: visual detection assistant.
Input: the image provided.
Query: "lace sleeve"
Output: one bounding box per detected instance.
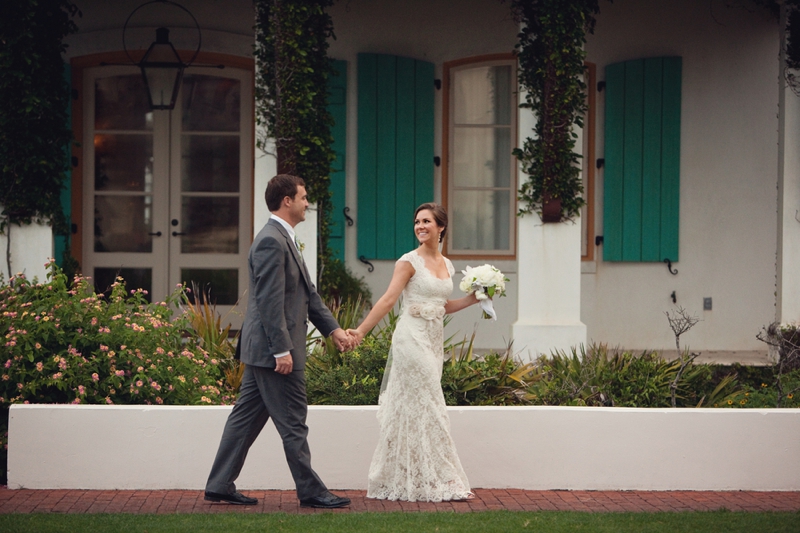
[444,257,455,278]
[398,251,423,274]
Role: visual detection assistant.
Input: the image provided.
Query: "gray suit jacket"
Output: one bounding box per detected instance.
[239,219,339,370]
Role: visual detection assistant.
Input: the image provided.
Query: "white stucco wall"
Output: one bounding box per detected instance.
[0,221,52,282]
[9,404,800,491]
[583,0,780,353]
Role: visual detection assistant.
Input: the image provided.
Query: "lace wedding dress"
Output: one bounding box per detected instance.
[366,250,471,502]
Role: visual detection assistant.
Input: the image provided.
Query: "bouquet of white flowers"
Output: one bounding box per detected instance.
[459,264,509,320]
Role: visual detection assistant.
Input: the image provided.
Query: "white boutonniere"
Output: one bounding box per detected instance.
[297,240,305,253]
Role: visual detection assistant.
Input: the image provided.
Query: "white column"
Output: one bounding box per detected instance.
[253,142,318,285]
[511,89,586,361]
[0,218,53,282]
[777,8,800,325]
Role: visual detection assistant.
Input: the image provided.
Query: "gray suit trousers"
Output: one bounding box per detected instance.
[205,364,327,500]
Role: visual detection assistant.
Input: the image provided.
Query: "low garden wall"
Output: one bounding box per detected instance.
[8,404,800,491]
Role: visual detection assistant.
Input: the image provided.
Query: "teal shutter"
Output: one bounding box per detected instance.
[357,53,434,260]
[603,57,681,262]
[328,60,347,261]
[55,61,72,268]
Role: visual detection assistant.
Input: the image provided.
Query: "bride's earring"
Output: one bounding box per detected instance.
[438,232,443,252]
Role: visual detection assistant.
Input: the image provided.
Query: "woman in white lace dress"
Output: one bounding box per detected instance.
[349,203,480,502]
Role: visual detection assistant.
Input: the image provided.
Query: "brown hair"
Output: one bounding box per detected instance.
[414,202,448,242]
[265,174,306,212]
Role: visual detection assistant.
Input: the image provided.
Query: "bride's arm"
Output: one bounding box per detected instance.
[444,292,479,315]
[350,261,415,343]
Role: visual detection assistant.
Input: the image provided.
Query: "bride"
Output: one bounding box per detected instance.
[348,203,480,502]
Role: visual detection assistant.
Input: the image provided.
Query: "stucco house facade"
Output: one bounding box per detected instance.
[4,0,798,361]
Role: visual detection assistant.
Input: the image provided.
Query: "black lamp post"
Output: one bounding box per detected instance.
[139,27,185,110]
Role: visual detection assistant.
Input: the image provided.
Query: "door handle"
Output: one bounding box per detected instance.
[172,231,187,236]
[148,231,162,237]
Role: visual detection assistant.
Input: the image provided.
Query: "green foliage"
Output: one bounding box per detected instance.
[181,284,242,393]
[525,345,742,408]
[306,334,389,405]
[0,0,79,232]
[441,335,535,406]
[0,263,235,407]
[254,0,343,296]
[510,0,600,221]
[319,258,373,305]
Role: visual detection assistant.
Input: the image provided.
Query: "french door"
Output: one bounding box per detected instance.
[83,65,252,327]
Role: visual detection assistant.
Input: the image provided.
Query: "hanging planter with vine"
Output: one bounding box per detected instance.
[510,0,600,223]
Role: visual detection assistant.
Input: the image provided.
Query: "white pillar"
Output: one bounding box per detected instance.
[253,142,318,286]
[0,219,53,282]
[511,89,586,361]
[777,8,800,325]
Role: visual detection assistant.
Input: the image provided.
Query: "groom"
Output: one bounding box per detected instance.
[204,174,352,508]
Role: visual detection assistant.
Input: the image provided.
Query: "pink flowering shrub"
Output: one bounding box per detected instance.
[0,261,236,407]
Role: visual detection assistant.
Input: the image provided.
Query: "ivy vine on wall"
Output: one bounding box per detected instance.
[510,0,600,223]
[254,0,337,273]
[0,0,78,233]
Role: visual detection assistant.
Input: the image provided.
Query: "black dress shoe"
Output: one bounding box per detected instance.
[204,490,258,505]
[299,491,351,508]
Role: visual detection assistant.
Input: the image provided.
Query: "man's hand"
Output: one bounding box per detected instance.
[274,354,293,375]
[330,328,352,352]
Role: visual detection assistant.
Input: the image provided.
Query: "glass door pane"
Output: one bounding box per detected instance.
[83,67,170,301]
[169,71,252,323]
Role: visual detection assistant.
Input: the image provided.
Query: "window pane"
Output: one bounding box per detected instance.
[94,134,153,191]
[94,268,152,302]
[453,65,512,125]
[95,75,153,131]
[452,127,511,188]
[451,190,511,251]
[94,195,153,252]
[181,268,239,306]
[181,197,239,253]
[181,135,240,192]
[182,75,241,132]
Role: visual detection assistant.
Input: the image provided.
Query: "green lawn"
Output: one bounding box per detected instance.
[0,510,797,533]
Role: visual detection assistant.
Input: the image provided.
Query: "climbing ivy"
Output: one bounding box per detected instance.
[510,0,601,222]
[0,0,79,232]
[254,0,341,284]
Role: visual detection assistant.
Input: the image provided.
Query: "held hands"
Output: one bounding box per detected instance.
[331,328,357,352]
[346,328,365,348]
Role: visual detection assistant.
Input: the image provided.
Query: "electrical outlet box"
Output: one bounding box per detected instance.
[703,297,712,310]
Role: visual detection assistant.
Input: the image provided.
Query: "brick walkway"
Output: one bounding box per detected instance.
[1,488,798,514]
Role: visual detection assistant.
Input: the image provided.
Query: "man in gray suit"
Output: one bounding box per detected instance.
[204,174,352,508]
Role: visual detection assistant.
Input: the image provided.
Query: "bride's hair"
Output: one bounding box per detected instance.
[414,202,448,242]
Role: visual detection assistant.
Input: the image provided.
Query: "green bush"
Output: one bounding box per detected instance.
[306,335,389,405]
[319,258,373,305]
[524,346,741,408]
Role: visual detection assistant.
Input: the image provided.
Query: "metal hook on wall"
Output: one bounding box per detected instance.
[343,207,354,227]
[663,258,678,275]
[359,256,374,273]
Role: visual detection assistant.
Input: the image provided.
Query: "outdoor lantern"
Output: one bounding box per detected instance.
[121,0,204,111]
[139,27,185,110]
